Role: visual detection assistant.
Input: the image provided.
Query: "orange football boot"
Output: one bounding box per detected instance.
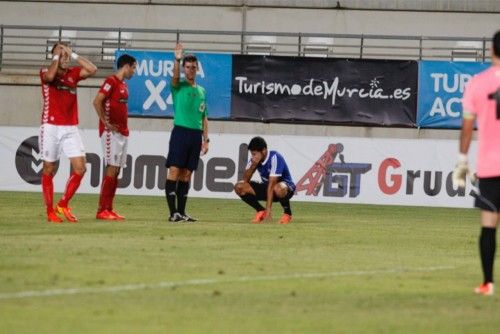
[251,210,267,224]
[278,213,292,225]
[96,210,118,221]
[109,210,125,220]
[474,282,494,296]
[56,205,78,223]
[47,210,63,223]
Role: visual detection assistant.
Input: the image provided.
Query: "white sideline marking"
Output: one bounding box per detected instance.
[0,266,455,300]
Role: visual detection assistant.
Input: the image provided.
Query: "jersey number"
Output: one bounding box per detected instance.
[488,89,500,120]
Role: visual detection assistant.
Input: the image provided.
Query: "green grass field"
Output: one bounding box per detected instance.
[0,191,498,333]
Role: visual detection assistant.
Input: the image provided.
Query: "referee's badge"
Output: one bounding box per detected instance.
[199,102,206,113]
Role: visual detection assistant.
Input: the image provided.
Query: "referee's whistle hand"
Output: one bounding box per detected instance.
[200,142,209,156]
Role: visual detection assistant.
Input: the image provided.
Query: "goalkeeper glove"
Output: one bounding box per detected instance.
[452,154,469,188]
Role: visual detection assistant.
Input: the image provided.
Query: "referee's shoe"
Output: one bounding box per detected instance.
[168,212,184,223]
[168,212,197,223]
[181,214,197,222]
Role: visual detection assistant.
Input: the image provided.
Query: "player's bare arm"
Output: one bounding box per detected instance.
[243,155,262,184]
[243,151,263,183]
[172,43,183,87]
[43,46,63,83]
[93,93,118,132]
[60,44,97,79]
[201,117,209,155]
[459,113,476,154]
[453,114,476,188]
[265,176,279,219]
[242,164,257,183]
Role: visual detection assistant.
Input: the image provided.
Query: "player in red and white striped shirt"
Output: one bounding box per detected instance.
[40,42,97,223]
[93,54,137,221]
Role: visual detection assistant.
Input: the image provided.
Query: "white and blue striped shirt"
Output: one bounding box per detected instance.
[248,150,296,191]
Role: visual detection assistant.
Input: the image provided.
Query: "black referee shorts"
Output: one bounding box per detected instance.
[166,125,203,171]
[474,176,500,212]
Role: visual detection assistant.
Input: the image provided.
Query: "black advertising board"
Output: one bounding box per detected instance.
[231,56,418,126]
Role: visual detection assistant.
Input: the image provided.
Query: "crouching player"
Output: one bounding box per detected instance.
[93,54,137,220]
[234,136,295,224]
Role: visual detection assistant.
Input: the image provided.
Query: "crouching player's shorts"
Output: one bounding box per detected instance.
[39,124,86,162]
[101,130,128,167]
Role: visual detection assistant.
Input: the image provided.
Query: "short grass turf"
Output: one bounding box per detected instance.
[0,191,499,334]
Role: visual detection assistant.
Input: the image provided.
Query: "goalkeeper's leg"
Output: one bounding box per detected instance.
[475,211,497,295]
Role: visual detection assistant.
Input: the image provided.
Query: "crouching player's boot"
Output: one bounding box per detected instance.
[278,213,292,224]
[251,210,267,224]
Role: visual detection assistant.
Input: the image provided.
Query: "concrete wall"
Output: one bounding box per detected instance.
[0,2,498,37]
[1,2,492,140]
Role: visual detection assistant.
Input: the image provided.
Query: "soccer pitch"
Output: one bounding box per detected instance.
[0,191,498,333]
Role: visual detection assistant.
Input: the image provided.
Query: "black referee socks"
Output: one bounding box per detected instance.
[165,179,177,216]
[176,181,190,216]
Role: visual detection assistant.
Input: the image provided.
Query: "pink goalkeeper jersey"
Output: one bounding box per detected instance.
[462,65,500,178]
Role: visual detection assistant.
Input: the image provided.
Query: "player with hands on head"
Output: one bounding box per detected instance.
[453,30,500,296]
[40,42,97,223]
[164,43,209,223]
[234,136,295,224]
[93,54,137,221]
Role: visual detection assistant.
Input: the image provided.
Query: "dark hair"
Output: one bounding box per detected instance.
[117,54,137,69]
[51,42,68,54]
[493,30,500,57]
[248,136,267,151]
[182,54,198,66]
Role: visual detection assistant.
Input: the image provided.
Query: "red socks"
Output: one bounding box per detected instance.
[44,172,118,214]
[98,176,118,212]
[58,172,83,208]
[42,173,54,213]
[109,177,118,210]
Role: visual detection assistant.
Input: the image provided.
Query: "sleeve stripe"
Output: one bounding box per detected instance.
[270,154,278,175]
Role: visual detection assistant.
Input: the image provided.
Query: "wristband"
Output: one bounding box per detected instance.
[458,153,468,164]
[71,52,79,60]
[175,57,182,62]
[52,54,60,61]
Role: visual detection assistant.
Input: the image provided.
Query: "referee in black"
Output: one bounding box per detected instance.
[165,43,209,222]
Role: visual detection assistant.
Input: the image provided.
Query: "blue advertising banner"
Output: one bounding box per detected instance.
[115,50,232,118]
[417,61,490,128]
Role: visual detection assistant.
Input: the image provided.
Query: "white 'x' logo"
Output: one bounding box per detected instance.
[143,80,167,110]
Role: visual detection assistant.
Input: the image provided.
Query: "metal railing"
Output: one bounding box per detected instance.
[0,25,492,75]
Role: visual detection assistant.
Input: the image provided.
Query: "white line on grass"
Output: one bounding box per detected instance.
[0,265,455,300]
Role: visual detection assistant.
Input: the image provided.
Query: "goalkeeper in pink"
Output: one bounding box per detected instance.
[453,30,500,296]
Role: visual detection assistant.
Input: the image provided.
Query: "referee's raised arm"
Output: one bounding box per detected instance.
[172,43,183,88]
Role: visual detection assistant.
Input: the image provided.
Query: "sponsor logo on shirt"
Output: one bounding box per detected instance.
[56,86,76,94]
